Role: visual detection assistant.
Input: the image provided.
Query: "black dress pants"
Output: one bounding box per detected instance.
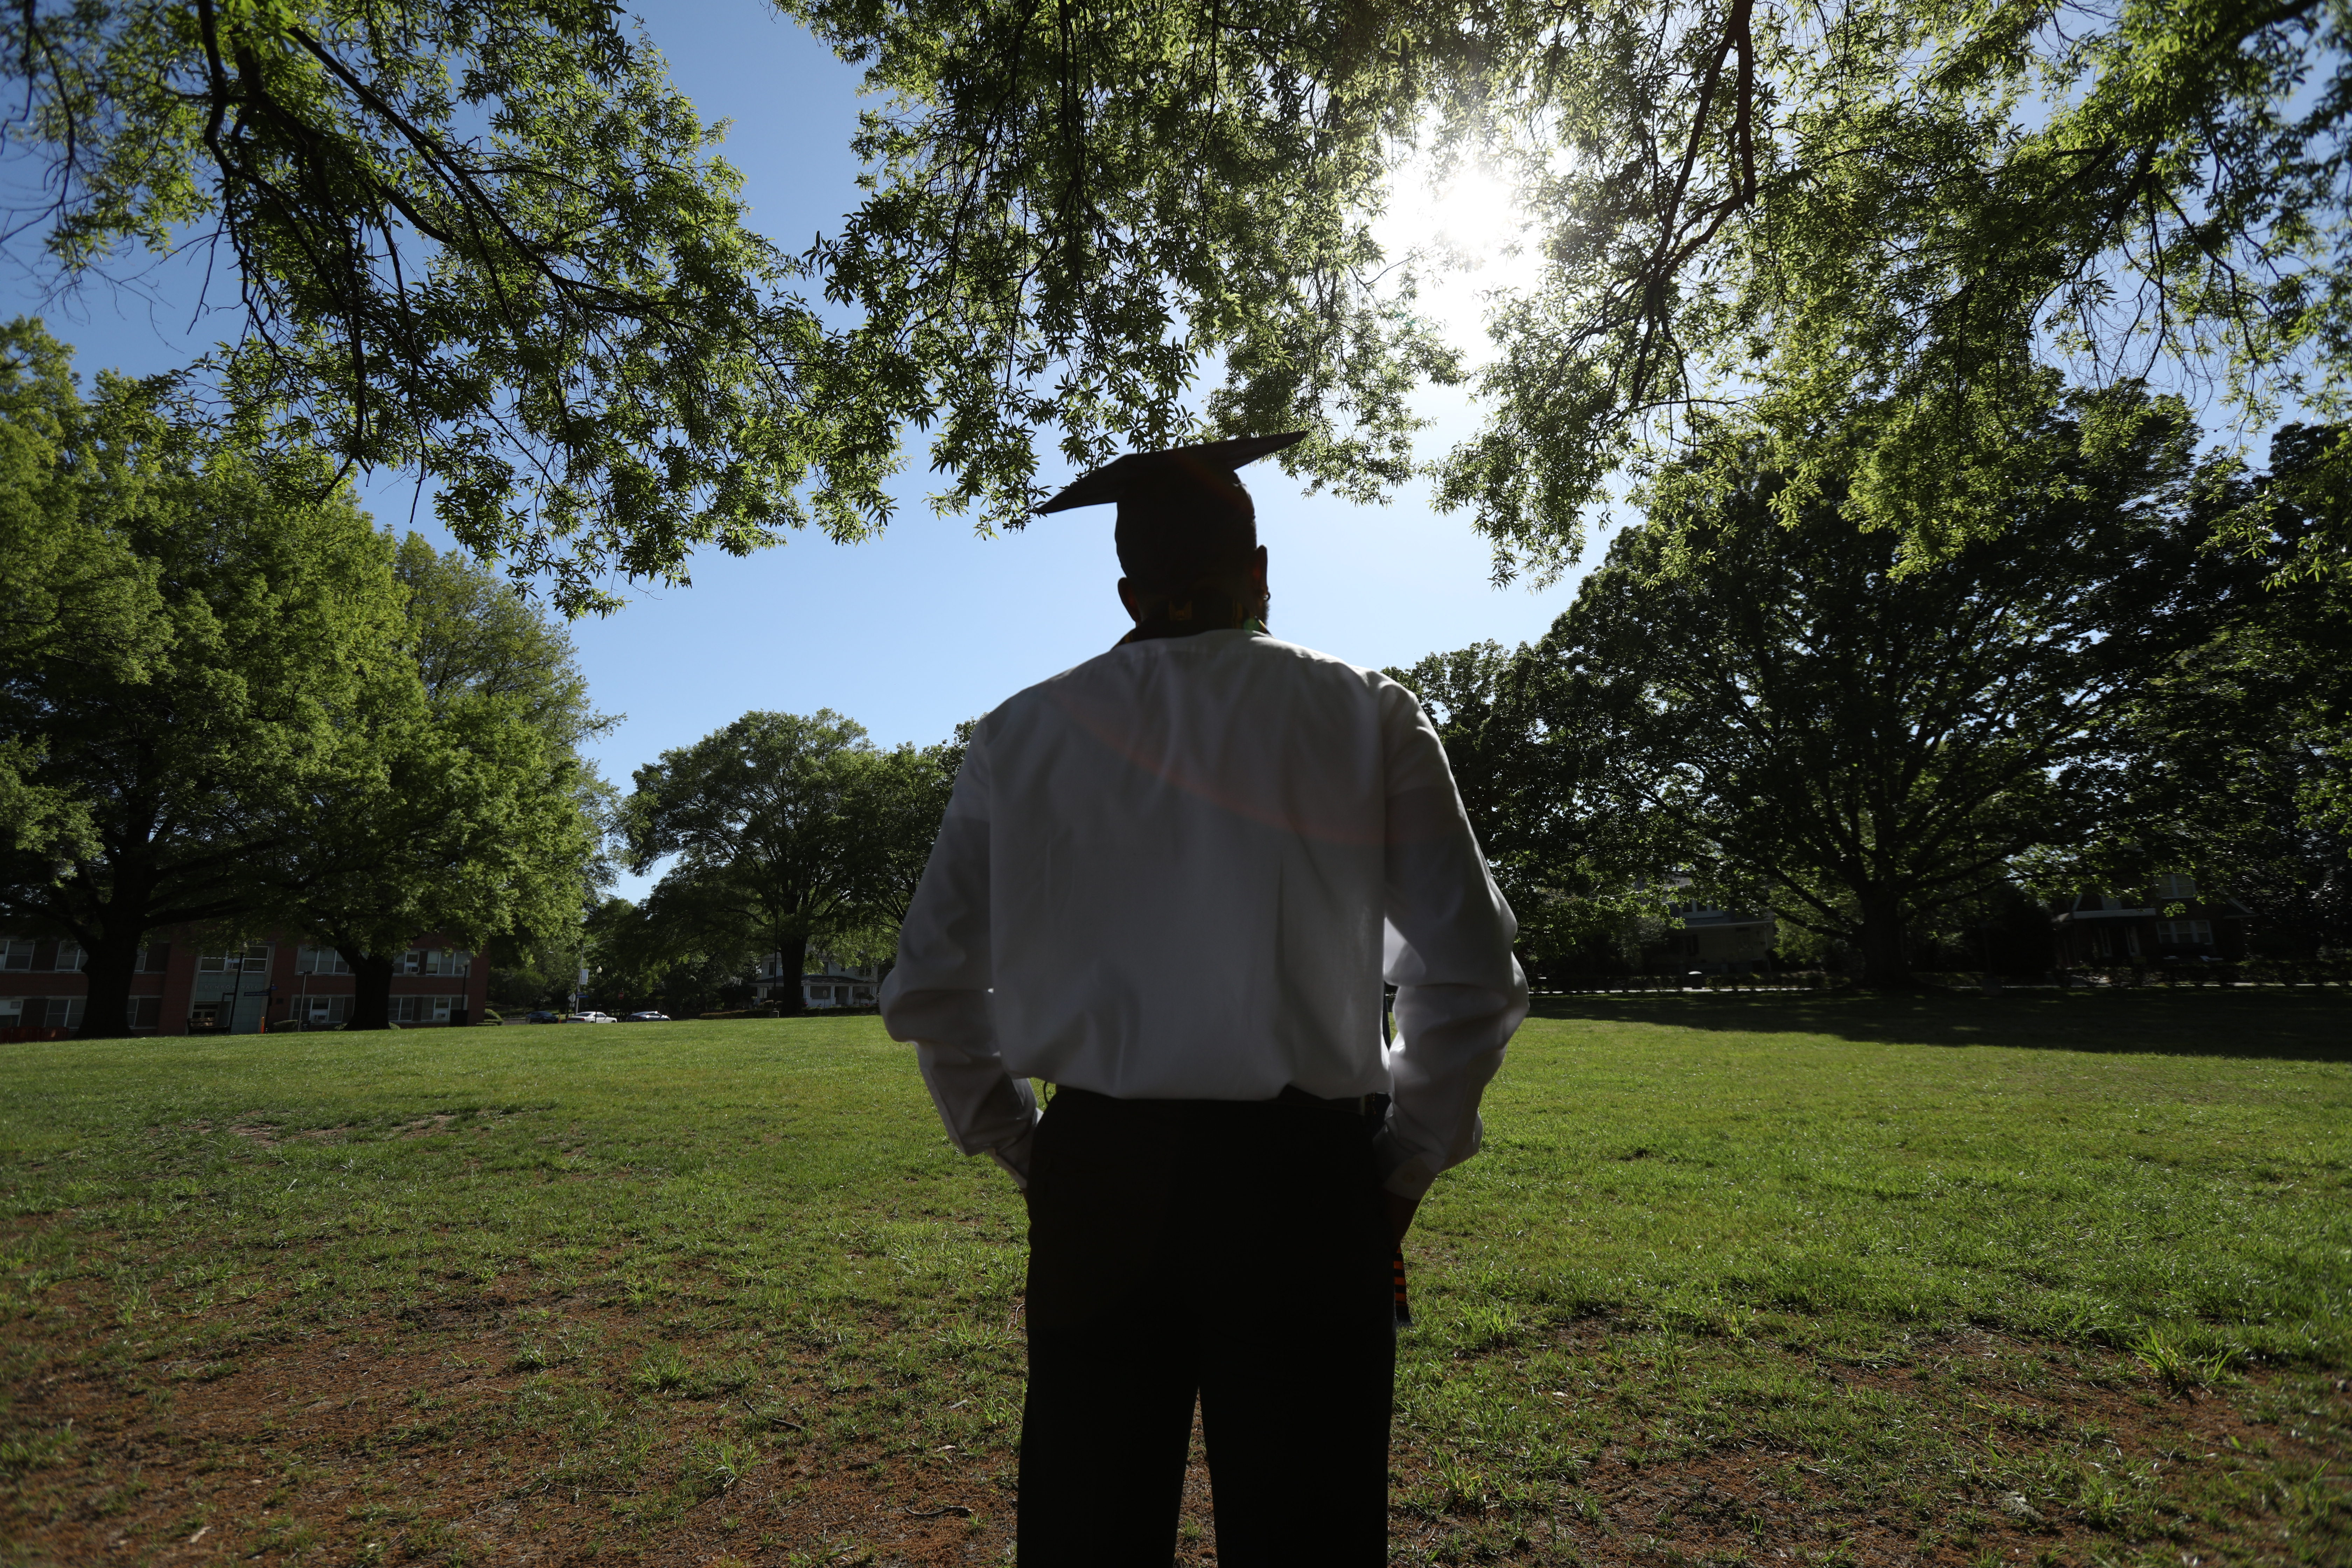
[1017,1086,1395,1567]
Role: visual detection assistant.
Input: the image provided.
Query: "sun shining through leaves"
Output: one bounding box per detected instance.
[1376,155,1545,359]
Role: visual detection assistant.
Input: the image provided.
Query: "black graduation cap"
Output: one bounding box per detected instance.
[1031,431,1309,514]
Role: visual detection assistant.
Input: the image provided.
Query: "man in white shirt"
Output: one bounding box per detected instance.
[880,434,1528,1566]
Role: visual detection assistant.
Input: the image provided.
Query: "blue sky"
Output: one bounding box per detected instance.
[1,0,1593,901]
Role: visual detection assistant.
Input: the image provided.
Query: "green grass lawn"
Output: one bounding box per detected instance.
[1,992,2346,1567]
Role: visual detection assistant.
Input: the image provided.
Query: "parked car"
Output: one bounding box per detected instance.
[525,1010,560,1024]
[622,1010,670,1022]
[562,1010,617,1024]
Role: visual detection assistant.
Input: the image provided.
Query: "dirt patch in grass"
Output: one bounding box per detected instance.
[8,1292,1037,1567]
[394,1114,463,1139]
[1390,1318,2349,1566]
[219,1119,357,1148]
[5,1285,2343,1567]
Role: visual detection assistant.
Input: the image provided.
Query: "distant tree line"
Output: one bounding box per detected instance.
[0,321,609,1035]
[577,714,965,1019]
[1390,384,2351,989]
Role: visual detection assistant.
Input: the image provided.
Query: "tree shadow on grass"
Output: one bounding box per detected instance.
[1529,988,2352,1062]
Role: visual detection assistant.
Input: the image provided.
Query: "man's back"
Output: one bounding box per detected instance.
[885,624,1526,1201]
[974,627,1430,1099]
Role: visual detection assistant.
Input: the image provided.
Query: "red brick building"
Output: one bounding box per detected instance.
[0,930,492,1040]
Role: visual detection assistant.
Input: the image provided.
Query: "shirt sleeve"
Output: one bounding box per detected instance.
[1375,684,1530,1200]
[878,722,1042,1186]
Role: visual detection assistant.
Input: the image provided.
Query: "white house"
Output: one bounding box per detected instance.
[748,952,882,1009]
[1640,876,1777,974]
[1661,904,1778,973]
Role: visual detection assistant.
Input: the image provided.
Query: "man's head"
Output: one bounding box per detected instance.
[1114,455,1267,628]
[1030,430,1304,631]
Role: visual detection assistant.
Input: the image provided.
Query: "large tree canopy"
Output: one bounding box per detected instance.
[8,2,2338,600]
[263,536,610,1028]
[1384,639,1670,976]
[0,333,170,869]
[787,0,2350,577]
[0,319,412,1037]
[1,0,902,615]
[2046,422,2352,960]
[853,729,964,934]
[1433,386,2253,986]
[619,712,962,1010]
[622,710,914,1014]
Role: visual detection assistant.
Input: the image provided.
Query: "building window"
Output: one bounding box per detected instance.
[51,940,85,972]
[135,941,172,972]
[14,997,83,1030]
[198,943,271,973]
[399,948,472,977]
[0,997,19,1025]
[2156,872,2197,901]
[0,939,31,971]
[297,995,352,1026]
[2157,919,2214,947]
[126,996,161,1030]
[389,995,459,1024]
[297,945,352,975]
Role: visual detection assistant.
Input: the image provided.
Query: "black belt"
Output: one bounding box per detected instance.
[1051,1082,1373,1118]
[1275,1083,1373,1118]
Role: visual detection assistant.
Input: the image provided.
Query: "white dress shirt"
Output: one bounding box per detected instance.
[879,628,1528,1198]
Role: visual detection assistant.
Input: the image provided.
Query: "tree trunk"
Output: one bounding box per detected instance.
[345,948,397,1029]
[75,926,144,1040]
[1854,891,1918,989]
[773,930,810,1016]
